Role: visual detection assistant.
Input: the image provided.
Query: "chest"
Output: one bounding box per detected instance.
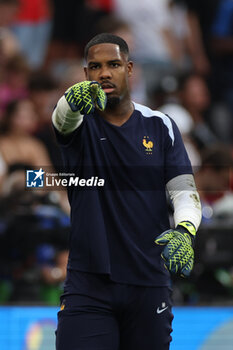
[79,116,166,168]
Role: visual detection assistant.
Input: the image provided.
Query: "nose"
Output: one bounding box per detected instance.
[99,65,112,80]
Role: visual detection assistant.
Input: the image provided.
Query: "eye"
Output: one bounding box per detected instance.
[90,64,99,70]
[110,62,120,68]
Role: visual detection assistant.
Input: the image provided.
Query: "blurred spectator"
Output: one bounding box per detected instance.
[0,100,72,216]
[114,0,178,85]
[155,73,218,164]
[0,0,20,62]
[47,0,112,71]
[95,15,135,56]
[178,73,220,149]
[0,98,52,187]
[211,0,233,121]
[169,0,210,75]
[29,71,63,172]
[46,0,82,67]
[173,0,211,76]
[173,145,233,304]
[177,0,220,60]
[0,163,70,303]
[57,61,86,93]
[195,145,233,223]
[11,0,52,69]
[114,0,199,94]
[115,0,182,65]
[40,248,68,287]
[159,103,201,168]
[174,0,233,145]
[0,54,30,118]
[29,71,59,128]
[179,73,211,124]
[0,98,38,135]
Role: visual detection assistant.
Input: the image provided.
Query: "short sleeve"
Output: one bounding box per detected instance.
[164,117,193,183]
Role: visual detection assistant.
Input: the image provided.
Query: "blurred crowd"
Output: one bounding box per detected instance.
[0,0,233,305]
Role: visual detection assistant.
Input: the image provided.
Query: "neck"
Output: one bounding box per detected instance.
[99,97,134,126]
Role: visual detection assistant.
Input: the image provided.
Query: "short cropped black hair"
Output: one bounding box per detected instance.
[84,33,129,60]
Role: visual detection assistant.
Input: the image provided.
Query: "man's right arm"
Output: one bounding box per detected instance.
[52,95,84,135]
[52,80,107,135]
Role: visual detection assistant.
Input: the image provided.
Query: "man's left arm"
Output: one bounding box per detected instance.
[155,173,202,277]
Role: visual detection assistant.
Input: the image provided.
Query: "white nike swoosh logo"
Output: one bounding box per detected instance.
[156,306,168,314]
[100,137,107,141]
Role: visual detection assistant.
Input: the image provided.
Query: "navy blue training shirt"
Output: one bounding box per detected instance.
[55,102,193,286]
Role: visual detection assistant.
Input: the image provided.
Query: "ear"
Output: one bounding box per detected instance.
[127,61,133,77]
[84,66,88,79]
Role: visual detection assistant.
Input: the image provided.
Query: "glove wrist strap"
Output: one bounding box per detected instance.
[177,221,196,246]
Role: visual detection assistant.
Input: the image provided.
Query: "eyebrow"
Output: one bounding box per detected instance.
[88,59,122,66]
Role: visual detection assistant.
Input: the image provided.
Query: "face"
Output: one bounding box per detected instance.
[84,43,133,106]
[11,100,39,134]
[182,76,210,112]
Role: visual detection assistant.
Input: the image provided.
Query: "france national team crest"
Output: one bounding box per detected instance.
[26,168,45,188]
[142,136,154,154]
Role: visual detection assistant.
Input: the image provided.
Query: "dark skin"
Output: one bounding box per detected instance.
[84,43,134,127]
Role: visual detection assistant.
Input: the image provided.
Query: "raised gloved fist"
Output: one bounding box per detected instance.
[65,81,107,114]
[155,221,196,277]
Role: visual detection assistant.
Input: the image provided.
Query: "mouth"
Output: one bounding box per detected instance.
[101,83,116,94]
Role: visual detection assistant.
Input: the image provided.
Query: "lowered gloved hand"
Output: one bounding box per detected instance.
[65,81,107,114]
[155,221,196,277]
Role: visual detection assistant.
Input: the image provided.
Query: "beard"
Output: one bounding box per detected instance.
[106,95,121,109]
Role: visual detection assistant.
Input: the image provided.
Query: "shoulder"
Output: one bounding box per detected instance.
[133,102,175,144]
[133,101,171,121]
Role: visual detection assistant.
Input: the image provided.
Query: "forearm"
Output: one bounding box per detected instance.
[155,174,201,277]
[166,174,202,230]
[52,95,84,135]
[186,12,210,74]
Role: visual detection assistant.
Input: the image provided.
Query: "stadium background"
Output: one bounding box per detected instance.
[0,0,233,349]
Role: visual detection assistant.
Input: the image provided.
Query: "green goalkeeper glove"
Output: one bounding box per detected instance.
[65,81,107,114]
[155,221,196,277]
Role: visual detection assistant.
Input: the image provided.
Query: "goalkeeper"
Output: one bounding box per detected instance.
[52,33,202,350]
